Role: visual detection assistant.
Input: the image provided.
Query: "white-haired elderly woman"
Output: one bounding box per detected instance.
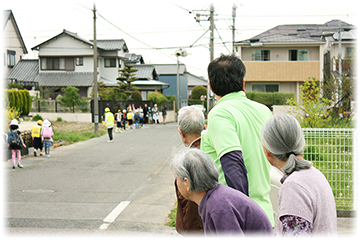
[171,148,274,236]
[174,106,206,235]
[178,106,205,148]
[260,114,337,236]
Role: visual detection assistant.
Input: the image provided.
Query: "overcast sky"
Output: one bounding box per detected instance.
[2,0,357,78]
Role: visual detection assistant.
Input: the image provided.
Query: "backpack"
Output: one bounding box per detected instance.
[134,112,140,120]
[32,125,41,138]
[43,126,53,139]
[8,130,20,147]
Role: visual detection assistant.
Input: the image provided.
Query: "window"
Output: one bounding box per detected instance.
[7,50,16,67]
[252,84,279,92]
[76,57,83,66]
[104,58,116,67]
[289,49,308,61]
[41,57,74,71]
[345,47,354,58]
[251,50,270,61]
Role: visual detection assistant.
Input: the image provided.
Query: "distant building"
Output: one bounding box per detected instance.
[6,29,168,99]
[235,20,356,103]
[2,10,28,79]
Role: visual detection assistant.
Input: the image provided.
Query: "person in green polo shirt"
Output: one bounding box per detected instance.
[200,54,274,227]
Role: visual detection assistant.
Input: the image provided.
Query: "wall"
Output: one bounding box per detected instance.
[29,110,177,123]
[241,46,320,61]
[29,112,92,123]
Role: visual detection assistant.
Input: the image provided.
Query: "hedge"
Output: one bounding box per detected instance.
[5,89,31,116]
[246,92,294,106]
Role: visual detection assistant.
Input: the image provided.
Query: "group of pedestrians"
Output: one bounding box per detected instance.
[103,103,167,142]
[5,118,54,169]
[171,54,337,237]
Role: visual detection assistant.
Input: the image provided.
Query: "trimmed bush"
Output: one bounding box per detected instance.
[246,92,294,106]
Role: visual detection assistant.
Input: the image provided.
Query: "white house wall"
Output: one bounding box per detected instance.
[241,46,320,61]
[37,34,94,57]
[2,17,26,77]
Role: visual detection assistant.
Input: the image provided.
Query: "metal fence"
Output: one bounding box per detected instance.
[302,128,355,210]
[31,100,90,113]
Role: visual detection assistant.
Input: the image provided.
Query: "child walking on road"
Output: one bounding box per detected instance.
[41,119,54,157]
[8,119,26,168]
[31,120,43,156]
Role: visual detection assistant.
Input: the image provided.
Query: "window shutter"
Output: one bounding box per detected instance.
[65,57,74,71]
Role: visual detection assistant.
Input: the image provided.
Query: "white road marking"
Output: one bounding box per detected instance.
[99,201,131,230]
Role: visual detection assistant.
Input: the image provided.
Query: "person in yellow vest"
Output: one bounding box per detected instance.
[31,120,43,157]
[126,107,133,129]
[103,107,115,142]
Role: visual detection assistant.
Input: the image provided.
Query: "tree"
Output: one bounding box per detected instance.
[117,64,139,100]
[147,92,167,107]
[58,86,85,112]
[287,78,332,128]
[190,85,207,100]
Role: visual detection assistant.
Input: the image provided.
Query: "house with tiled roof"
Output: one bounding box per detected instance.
[2,10,28,78]
[6,29,169,99]
[235,20,356,103]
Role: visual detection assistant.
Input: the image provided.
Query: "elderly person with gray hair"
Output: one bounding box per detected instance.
[174,106,206,235]
[260,114,337,236]
[171,148,274,236]
[178,106,205,148]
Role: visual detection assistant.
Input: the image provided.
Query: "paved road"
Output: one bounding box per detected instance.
[4,122,357,237]
[5,123,182,236]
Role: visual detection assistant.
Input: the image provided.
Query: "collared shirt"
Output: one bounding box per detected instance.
[200,91,274,226]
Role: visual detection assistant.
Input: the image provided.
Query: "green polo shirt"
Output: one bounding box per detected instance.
[200,91,274,226]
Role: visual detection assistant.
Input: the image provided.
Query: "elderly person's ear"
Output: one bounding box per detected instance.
[178,128,187,143]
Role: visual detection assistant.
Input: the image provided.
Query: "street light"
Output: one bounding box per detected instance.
[173,49,188,112]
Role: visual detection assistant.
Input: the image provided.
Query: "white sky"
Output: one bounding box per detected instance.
[2,0,357,78]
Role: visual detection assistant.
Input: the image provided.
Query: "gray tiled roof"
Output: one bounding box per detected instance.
[92,39,126,51]
[183,72,207,86]
[35,72,94,87]
[6,59,38,82]
[237,20,355,44]
[132,64,158,80]
[153,64,186,75]
[32,30,127,52]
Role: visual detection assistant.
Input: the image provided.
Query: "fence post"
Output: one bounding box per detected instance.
[38,100,40,112]
[55,101,57,113]
[73,101,75,113]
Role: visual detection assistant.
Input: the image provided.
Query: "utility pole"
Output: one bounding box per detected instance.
[207,4,215,114]
[93,3,99,134]
[338,20,343,118]
[232,4,237,53]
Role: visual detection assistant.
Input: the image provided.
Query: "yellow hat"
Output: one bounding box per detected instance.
[37,120,43,125]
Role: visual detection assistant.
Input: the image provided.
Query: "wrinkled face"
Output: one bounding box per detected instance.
[176,177,190,199]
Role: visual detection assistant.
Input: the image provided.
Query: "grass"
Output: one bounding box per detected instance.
[166,206,177,228]
[53,130,107,144]
[51,121,107,145]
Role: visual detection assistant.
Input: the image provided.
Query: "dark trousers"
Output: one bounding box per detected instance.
[107,128,113,140]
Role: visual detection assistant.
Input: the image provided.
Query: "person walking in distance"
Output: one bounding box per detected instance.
[162,105,167,125]
[7,119,26,168]
[41,119,54,157]
[153,104,159,124]
[31,120,43,157]
[115,109,123,133]
[103,107,115,142]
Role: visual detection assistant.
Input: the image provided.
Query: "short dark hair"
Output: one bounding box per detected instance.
[207,54,246,96]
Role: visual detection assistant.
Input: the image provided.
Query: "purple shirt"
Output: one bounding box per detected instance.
[198,184,274,236]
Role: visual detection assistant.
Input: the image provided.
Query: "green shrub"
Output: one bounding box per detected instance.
[32,114,43,121]
[246,92,294,106]
[190,85,207,100]
[147,92,168,107]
